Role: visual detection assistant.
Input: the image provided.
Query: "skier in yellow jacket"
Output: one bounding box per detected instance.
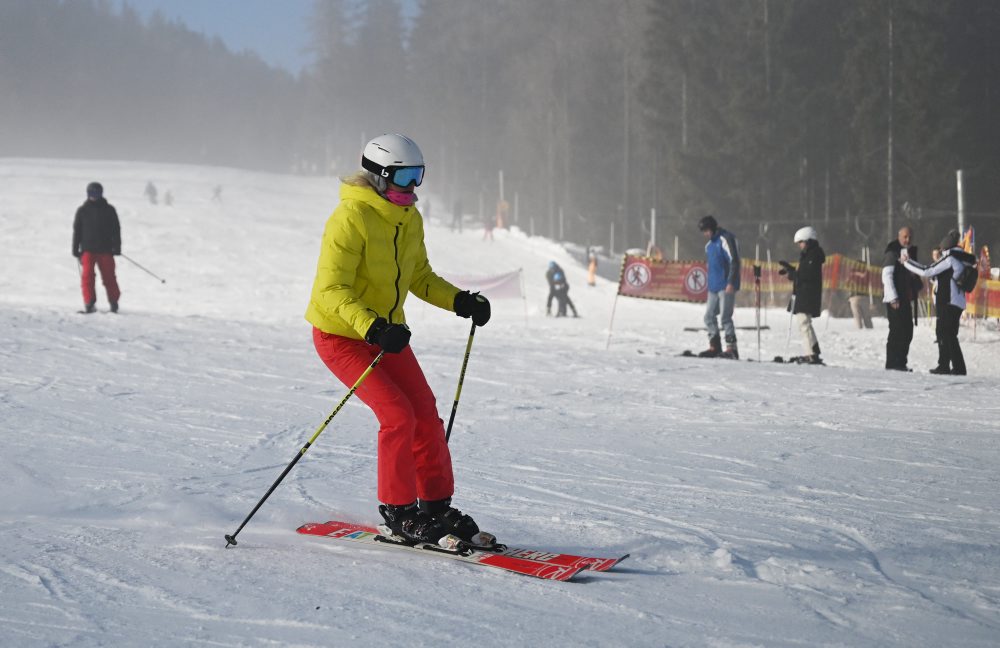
[306,134,491,546]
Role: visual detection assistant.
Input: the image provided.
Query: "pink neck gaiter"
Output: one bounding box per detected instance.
[386,189,417,206]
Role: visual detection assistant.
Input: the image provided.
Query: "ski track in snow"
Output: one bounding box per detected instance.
[2,158,1000,646]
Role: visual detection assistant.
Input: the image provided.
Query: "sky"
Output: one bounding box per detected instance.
[121,0,317,74]
[120,0,421,75]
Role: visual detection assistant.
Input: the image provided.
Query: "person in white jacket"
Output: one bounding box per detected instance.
[901,230,976,375]
[881,227,923,370]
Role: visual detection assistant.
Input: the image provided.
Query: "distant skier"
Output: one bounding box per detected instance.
[545,261,578,317]
[212,185,223,202]
[697,215,741,358]
[778,227,826,364]
[482,208,494,241]
[587,248,598,287]
[305,134,492,545]
[451,199,463,233]
[144,181,158,205]
[72,182,121,313]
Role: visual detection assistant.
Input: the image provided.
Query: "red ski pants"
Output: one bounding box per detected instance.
[312,328,454,506]
[80,252,120,306]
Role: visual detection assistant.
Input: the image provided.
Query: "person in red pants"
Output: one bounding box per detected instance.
[72,182,121,313]
[305,134,492,546]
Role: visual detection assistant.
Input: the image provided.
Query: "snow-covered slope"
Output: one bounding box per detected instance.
[2,158,999,647]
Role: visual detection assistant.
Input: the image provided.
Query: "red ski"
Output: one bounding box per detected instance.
[297,520,628,578]
[296,521,582,581]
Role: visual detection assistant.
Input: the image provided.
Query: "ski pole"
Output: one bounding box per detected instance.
[445,321,477,443]
[785,294,796,355]
[225,351,385,547]
[121,253,166,284]
[753,265,762,362]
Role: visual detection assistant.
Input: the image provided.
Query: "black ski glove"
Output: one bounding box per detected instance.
[364,317,411,354]
[778,260,796,280]
[454,290,491,326]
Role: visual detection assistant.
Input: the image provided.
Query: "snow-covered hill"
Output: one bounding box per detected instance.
[2,158,999,647]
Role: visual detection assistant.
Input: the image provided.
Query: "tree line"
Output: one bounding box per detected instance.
[3,0,998,257]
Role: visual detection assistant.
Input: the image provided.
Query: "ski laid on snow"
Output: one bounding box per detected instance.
[772,355,826,365]
[296,520,628,580]
[680,350,741,360]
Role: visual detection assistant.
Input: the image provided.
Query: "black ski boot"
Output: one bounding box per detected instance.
[378,503,448,544]
[719,335,739,359]
[698,334,721,358]
[83,302,97,314]
[419,497,490,546]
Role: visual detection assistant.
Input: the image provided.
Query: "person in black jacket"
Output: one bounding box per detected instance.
[881,226,923,370]
[779,227,826,364]
[72,182,121,313]
[545,261,578,317]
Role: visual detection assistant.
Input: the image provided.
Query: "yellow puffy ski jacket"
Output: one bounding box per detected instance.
[305,182,460,339]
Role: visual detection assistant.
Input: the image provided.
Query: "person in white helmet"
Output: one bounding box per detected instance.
[305,134,492,546]
[778,226,826,364]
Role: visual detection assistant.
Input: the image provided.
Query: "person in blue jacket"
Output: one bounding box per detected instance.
[697,215,741,358]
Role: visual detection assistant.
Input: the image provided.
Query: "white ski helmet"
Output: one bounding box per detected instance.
[794,226,818,243]
[361,133,425,193]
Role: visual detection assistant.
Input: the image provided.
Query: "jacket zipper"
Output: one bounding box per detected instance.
[388,224,402,323]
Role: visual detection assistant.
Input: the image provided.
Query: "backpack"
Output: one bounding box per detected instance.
[955,258,979,293]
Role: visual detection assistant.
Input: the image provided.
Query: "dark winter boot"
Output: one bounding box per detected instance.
[83,302,97,314]
[110,301,119,313]
[698,335,721,358]
[378,503,448,544]
[720,335,739,359]
[418,497,485,544]
[808,343,822,365]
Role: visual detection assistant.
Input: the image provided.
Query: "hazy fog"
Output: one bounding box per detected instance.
[2,0,999,257]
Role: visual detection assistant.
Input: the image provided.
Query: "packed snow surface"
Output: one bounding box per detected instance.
[2,158,999,647]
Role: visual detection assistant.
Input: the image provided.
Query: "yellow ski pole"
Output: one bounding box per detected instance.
[225,351,384,547]
[445,322,477,443]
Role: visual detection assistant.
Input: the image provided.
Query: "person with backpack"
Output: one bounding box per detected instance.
[778,226,826,364]
[72,182,121,314]
[900,230,977,375]
[305,134,492,545]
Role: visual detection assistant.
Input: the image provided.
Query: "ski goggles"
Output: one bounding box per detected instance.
[386,165,425,188]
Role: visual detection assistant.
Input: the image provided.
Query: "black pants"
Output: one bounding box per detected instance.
[935,304,966,375]
[885,301,914,370]
[555,290,577,317]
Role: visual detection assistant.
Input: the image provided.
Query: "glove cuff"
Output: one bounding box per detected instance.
[454,290,473,318]
[365,317,388,344]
